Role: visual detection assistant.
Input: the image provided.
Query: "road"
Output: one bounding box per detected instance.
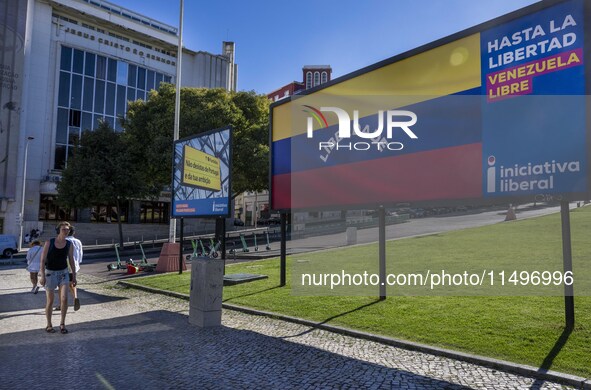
[73,203,572,281]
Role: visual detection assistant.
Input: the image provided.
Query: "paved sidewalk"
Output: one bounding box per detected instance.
[0,266,575,389]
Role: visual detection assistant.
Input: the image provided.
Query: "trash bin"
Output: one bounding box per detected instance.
[189,257,224,327]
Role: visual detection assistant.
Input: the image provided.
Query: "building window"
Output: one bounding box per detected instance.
[58,72,70,107]
[84,52,95,76]
[83,77,94,111]
[140,202,169,224]
[56,108,68,144]
[137,67,146,90]
[90,203,128,223]
[306,72,312,89]
[128,64,137,87]
[321,71,328,84]
[39,195,77,222]
[147,70,155,91]
[54,45,171,169]
[72,49,84,74]
[116,61,128,85]
[70,74,82,109]
[96,55,106,79]
[314,72,320,87]
[107,58,117,82]
[94,80,105,114]
[60,47,72,71]
[69,109,81,127]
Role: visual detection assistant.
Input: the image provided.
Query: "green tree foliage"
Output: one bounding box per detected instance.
[58,120,152,247]
[124,84,270,197]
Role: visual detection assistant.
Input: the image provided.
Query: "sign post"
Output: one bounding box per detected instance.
[172,126,232,327]
[560,202,575,329]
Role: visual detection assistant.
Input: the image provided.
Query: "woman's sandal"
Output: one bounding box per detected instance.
[59,324,68,334]
[45,326,55,333]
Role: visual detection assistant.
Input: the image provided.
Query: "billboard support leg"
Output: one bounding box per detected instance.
[379,206,386,300]
[216,217,227,275]
[560,201,574,330]
[280,212,287,287]
[216,217,226,260]
[179,217,184,275]
[221,217,226,261]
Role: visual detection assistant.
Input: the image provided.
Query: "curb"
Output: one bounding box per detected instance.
[118,280,589,389]
[0,259,24,265]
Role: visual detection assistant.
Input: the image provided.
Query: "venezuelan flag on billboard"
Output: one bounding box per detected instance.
[270,0,588,211]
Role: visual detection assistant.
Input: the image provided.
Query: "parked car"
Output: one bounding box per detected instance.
[258,217,281,225]
[0,235,18,257]
[409,208,425,218]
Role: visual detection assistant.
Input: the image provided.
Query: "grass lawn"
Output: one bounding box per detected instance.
[129,206,591,378]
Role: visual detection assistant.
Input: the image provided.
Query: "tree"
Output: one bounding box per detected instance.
[58,120,153,247]
[124,84,270,198]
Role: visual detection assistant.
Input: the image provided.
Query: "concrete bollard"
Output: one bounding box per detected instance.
[346,227,357,245]
[189,257,224,327]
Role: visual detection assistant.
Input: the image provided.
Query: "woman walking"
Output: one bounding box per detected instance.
[39,222,77,334]
[26,240,43,294]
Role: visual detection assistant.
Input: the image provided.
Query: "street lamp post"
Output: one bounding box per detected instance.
[18,136,34,252]
[169,0,184,243]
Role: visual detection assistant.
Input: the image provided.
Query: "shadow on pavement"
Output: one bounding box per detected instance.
[0,309,472,389]
[0,287,126,314]
[280,299,383,339]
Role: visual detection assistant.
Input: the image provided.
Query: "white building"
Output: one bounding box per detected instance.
[0,0,237,237]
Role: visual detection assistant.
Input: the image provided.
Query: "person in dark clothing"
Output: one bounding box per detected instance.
[39,221,76,334]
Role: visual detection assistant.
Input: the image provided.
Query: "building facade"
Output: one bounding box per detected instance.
[0,0,237,237]
[267,65,331,103]
[302,65,331,90]
[267,81,304,103]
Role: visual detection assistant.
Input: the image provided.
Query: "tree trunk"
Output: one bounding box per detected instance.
[116,198,124,248]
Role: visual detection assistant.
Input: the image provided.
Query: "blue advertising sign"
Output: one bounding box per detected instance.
[172,127,232,218]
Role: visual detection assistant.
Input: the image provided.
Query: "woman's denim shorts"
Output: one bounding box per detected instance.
[45,268,69,290]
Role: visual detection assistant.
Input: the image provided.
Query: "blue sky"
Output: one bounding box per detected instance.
[112,0,540,94]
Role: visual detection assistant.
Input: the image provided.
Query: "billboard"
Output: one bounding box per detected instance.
[172,126,232,218]
[270,0,589,211]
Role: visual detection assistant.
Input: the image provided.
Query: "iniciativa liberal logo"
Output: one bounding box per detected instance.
[486,155,581,193]
[302,105,418,162]
[212,201,227,212]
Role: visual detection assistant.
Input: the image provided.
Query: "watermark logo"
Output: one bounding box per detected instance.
[303,105,418,162]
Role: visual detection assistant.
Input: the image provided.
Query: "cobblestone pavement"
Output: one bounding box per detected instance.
[0,266,574,389]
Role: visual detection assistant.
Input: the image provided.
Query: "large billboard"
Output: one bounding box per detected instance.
[172,126,232,218]
[270,0,589,211]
